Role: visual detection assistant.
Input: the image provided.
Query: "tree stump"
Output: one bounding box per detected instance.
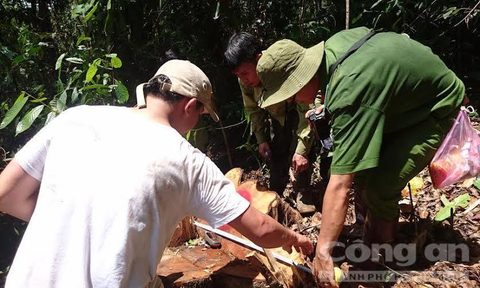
[160,167,308,288]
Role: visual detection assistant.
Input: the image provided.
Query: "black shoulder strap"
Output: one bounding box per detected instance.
[328,29,379,78]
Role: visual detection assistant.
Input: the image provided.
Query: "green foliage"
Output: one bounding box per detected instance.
[0,0,129,138]
[474,178,480,190]
[0,92,27,129]
[435,193,471,221]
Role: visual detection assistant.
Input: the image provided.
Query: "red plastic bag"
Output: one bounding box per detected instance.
[429,107,480,189]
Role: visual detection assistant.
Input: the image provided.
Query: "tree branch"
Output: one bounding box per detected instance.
[454,0,480,27]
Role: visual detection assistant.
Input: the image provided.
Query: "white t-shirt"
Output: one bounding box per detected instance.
[6,105,249,288]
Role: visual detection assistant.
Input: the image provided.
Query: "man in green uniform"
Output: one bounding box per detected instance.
[256,27,465,286]
[224,32,318,213]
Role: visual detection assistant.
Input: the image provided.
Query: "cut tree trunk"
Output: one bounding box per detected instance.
[158,168,309,288]
[168,216,198,247]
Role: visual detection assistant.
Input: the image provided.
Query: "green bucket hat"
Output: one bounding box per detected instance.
[256,39,324,108]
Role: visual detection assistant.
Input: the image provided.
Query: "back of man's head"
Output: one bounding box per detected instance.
[224,32,262,70]
[136,60,219,122]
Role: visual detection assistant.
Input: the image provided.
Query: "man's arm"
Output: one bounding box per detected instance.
[313,173,353,287]
[0,160,40,221]
[229,204,313,254]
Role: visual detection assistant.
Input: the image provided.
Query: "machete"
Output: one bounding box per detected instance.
[193,221,313,275]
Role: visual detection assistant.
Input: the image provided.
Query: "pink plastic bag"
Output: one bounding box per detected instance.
[429,107,480,189]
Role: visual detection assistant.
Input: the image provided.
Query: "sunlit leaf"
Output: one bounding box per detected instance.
[15,105,44,135]
[55,53,66,70]
[435,206,453,221]
[409,177,424,194]
[57,90,67,112]
[401,176,424,197]
[65,57,84,64]
[45,111,56,125]
[86,63,98,82]
[440,194,450,206]
[114,80,129,103]
[111,56,122,68]
[71,87,79,103]
[0,91,27,129]
[30,97,47,103]
[473,178,480,190]
[84,2,98,23]
[76,35,91,46]
[435,193,470,221]
[452,193,470,208]
[371,0,384,9]
[213,1,220,19]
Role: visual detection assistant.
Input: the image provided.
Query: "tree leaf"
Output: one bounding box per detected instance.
[55,53,66,71]
[371,0,384,9]
[452,193,470,208]
[45,111,56,125]
[84,2,99,23]
[30,97,47,103]
[111,56,122,68]
[71,87,79,103]
[86,63,98,82]
[76,35,91,46]
[114,80,129,103]
[440,194,451,206]
[434,205,453,221]
[435,193,470,221]
[15,105,44,135]
[473,178,480,190]
[57,90,67,112]
[65,57,84,64]
[0,91,27,129]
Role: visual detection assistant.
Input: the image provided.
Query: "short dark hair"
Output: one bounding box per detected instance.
[144,74,203,110]
[224,32,262,70]
[143,74,182,102]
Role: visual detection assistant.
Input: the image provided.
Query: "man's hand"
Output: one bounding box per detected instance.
[230,205,314,256]
[282,233,314,255]
[292,153,309,174]
[258,142,272,160]
[313,245,338,288]
[305,105,324,119]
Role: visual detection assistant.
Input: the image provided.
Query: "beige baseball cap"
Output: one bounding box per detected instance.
[136,59,219,122]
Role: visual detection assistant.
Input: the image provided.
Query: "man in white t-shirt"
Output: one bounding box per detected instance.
[0,60,313,288]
